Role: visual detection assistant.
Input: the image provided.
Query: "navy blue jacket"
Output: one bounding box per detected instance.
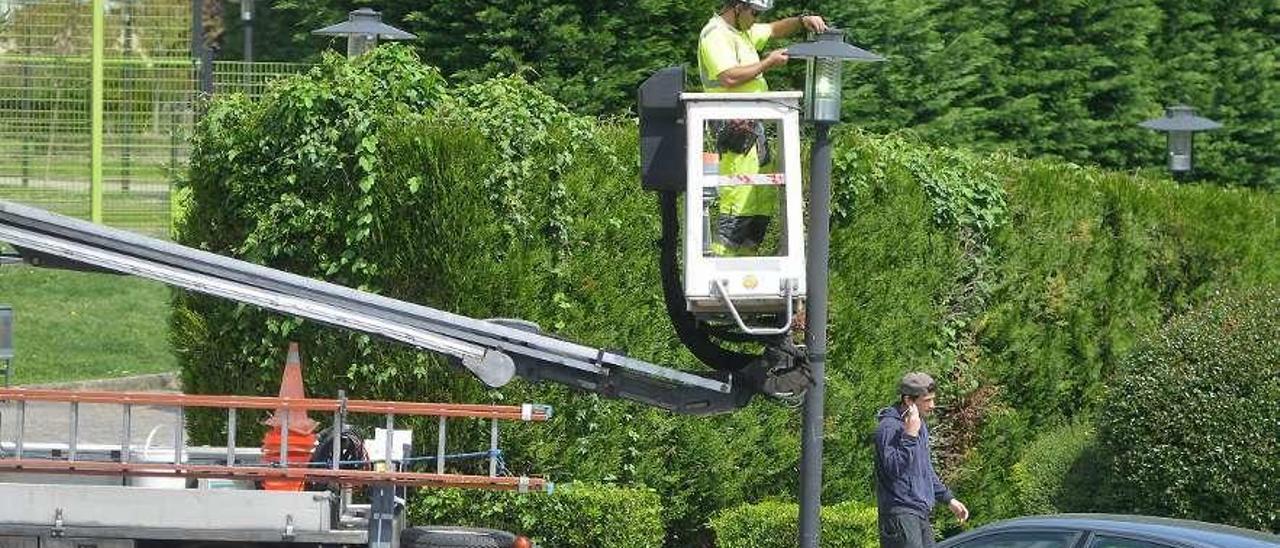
[873,405,954,519]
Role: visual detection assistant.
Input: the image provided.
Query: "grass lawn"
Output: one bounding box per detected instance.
[0,263,176,384]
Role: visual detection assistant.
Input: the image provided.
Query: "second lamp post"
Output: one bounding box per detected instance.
[1139,105,1222,179]
[312,8,416,59]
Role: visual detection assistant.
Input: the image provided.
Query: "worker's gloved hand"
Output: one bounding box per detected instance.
[763,48,789,69]
[799,15,829,33]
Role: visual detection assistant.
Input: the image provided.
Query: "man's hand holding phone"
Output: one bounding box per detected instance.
[904,403,922,437]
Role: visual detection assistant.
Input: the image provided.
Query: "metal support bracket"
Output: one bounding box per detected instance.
[710,279,795,336]
[282,514,296,541]
[52,508,65,537]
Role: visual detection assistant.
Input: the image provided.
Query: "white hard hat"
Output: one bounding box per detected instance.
[742,0,773,11]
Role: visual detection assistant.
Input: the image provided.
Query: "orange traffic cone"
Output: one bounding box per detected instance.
[261,342,317,491]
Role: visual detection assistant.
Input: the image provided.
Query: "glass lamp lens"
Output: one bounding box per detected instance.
[1168,131,1193,172]
[815,59,841,98]
[347,34,378,58]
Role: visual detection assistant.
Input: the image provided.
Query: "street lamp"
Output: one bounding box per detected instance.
[789,29,884,123]
[786,28,883,548]
[311,8,416,59]
[1138,105,1222,177]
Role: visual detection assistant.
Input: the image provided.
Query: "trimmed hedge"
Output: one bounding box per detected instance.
[710,500,878,548]
[180,46,1280,542]
[408,483,664,548]
[1011,419,1100,515]
[1098,288,1280,533]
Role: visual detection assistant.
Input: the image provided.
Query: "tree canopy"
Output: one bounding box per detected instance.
[219,0,1280,188]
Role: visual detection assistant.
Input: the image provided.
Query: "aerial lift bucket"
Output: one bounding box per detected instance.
[638,67,813,399]
[680,91,807,336]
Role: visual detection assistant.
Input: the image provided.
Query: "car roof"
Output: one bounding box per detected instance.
[942,514,1280,548]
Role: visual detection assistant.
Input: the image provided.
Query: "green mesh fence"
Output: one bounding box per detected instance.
[0,0,306,238]
[214,61,309,97]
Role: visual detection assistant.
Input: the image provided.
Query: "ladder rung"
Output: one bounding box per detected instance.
[701,174,785,187]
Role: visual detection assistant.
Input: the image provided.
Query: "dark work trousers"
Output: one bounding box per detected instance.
[879,509,935,548]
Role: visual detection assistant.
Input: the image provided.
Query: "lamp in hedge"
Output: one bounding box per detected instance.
[312,8,415,59]
[1138,105,1222,178]
[785,27,883,548]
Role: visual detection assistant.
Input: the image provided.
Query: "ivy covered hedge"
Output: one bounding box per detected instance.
[179,46,1280,544]
[1098,288,1280,533]
[409,483,665,548]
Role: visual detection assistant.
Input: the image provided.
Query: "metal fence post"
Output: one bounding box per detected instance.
[191,0,203,59]
[199,48,215,97]
[0,305,12,387]
[122,4,135,193]
[90,0,105,224]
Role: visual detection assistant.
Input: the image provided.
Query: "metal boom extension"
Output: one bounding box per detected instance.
[0,200,746,414]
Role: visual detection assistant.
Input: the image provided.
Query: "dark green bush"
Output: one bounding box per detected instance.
[710,500,878,548]
[409,483,664,548]
[1098,288,1280,533]
[1011,419,1101,515]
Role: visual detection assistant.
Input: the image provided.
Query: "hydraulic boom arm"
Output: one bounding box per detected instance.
[0,200,748,414]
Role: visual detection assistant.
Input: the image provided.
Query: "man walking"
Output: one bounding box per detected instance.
[874,372,969,548]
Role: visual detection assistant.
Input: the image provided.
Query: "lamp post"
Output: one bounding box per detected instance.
[786,29,883,548]
[240,0,254,62]
[1,305,13,386]
[1138,105,1222,179]
[311,8,416,59]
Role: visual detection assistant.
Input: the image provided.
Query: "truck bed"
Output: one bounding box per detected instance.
[0,482,366,545]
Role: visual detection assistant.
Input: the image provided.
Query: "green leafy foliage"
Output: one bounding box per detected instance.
[825,131,1280,532]
[176,45,484,447]
[262,0,726,115]
[217,0,1280,187]
[997,0,1161,168]
[1098,288,1280,533]
[409,483,665,548]
[710,500,879,548]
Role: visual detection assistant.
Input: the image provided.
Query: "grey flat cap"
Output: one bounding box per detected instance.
[898,372,936,397]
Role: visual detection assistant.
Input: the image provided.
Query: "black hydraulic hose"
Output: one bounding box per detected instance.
[658,190,760,371]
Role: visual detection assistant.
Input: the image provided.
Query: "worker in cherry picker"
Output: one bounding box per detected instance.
[698,0,827,256]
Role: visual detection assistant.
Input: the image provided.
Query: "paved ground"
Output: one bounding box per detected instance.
[1,372,185,456]
[0,400,183,451]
